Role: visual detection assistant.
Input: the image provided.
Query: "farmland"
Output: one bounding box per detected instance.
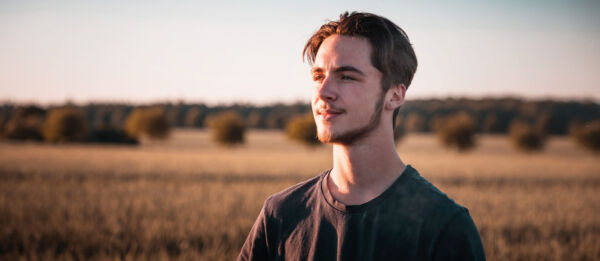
[1,129,599,260]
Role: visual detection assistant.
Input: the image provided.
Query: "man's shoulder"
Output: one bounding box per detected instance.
[403,166,463,206]
[262,170,328,218]
[404,167,485,260]
[400,166,469,229]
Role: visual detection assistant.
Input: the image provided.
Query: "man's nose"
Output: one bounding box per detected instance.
[316,76,337,102]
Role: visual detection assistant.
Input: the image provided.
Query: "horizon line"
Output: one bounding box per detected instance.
[1,94,599,108]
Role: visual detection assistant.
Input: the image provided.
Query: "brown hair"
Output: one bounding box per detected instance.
[303,12,418,126]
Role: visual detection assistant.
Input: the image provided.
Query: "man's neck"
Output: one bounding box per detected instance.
[328,128,406,206]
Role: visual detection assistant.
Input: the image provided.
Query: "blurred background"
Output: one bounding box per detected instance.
[1,0,599,260]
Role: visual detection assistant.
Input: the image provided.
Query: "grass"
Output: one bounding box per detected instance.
[0,129,599,260]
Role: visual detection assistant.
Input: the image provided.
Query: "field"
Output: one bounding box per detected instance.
[1,129,599,260]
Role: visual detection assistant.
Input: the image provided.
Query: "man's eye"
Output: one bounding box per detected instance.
[313,75,324,82]
[341,75,355,81]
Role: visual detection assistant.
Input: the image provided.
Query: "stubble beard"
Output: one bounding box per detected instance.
[317,94,384,146]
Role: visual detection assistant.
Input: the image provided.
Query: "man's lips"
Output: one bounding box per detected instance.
[317,108,344,120]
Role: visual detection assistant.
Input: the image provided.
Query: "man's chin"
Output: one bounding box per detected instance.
[317,122,378,146]
[317,131,333,144]
[317,130,351,145]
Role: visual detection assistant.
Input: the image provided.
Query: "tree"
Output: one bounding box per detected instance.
[43,107,87,142]
[184,107,205,128]
[208,111,245,146]
[125,107,170,140]
[393,114,405,144]
[265,111,288,129]
[246,111,266,129]
[436,112,476,152]
[535,111,560,135]
[3,106,46,141]
[509,120,546,152]
[482,113,502,134]
[570,120,600,152]
[403,113,426,133]
[286,112,319,146]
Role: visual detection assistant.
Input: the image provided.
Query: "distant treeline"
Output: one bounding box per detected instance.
[397,98,600,135]
[0,98,599,141]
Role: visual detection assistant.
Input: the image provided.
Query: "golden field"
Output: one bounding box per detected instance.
[0,129,599,260]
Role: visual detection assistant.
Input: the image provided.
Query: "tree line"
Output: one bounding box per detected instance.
[0,98,598,151]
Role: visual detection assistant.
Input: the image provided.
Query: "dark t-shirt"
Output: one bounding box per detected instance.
[238,165,486,261]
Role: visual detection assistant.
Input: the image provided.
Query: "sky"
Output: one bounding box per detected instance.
[1,0,599,105]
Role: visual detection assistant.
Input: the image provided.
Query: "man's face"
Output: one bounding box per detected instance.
[311,35,385,145]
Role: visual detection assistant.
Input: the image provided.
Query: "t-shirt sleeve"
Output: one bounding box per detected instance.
[432,209,486,261]
[237,200,271,261]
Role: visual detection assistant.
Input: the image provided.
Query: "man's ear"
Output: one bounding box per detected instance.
[385,83,407,110]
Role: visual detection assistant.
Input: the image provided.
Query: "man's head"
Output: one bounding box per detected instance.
[303,12,417,145]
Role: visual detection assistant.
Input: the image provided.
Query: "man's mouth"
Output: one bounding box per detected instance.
[317,108,344,120]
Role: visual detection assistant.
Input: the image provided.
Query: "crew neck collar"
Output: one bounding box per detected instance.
[320,164,415,214]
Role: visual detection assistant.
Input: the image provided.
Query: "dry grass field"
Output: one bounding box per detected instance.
[1,129,599,260]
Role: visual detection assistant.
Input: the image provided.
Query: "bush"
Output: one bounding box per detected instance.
[286,112,319,146]
[570,120,600,152]
[208,111,245,146]
[509,120,546,152]
[43,107,88,142]
[3,106,46,141]
[125,107,170,140]
[436,112,476,151]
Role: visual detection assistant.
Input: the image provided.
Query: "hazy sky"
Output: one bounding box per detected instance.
[1,0,599,105]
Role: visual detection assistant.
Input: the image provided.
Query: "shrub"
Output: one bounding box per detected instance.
[509,120,546,152]
[570,120,600,152]
[286,112,319,146]
[208,111,245,145]
[3,106,46,141]
[436,112,476,151]
[43,107,88,142]
[125,107,170,140]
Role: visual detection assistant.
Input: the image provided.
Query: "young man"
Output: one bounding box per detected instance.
[238,12,485,261]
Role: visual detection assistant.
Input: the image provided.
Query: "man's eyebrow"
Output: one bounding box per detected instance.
[334,66,365,76]
[311,66,365,75]
[311,67,323,74]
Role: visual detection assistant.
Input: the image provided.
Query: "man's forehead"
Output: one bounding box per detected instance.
[313,35,374,73]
